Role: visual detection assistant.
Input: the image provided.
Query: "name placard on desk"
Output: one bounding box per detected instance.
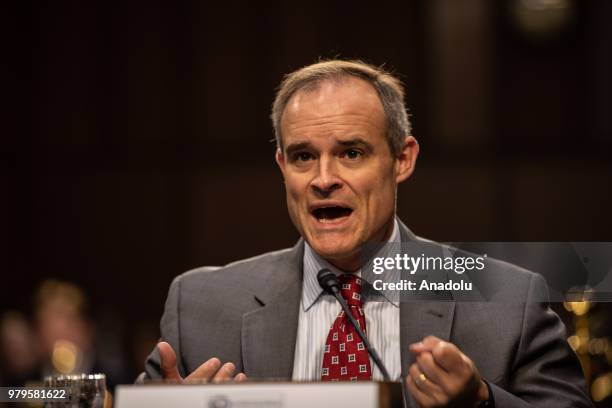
[115,381,402,408]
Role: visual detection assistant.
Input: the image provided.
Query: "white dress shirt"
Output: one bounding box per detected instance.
[292,219,402,381]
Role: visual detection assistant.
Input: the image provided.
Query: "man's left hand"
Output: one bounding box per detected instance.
[406,336,489,408]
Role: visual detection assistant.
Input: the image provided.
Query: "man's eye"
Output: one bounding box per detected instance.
[294,152,314,162]
[342,149,363,160]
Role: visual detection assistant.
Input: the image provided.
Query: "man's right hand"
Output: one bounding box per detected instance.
[157,341,247,383]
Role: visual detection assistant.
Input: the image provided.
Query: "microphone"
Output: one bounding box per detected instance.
[317,268,391,381]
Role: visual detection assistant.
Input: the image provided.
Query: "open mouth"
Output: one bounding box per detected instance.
[311,206,353,223]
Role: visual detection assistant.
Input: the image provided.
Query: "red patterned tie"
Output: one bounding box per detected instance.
[321,274,372,381]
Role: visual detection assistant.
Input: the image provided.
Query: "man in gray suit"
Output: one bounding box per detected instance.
[144,60,592,407]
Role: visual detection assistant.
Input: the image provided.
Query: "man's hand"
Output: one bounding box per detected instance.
[406,336,489,408]
[157,341,247,383]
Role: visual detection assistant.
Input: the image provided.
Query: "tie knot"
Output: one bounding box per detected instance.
[338,274,363,307]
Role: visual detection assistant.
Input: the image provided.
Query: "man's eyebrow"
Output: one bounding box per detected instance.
[337,138,373,150]
[284,142,311,156]
[284,138,374,155]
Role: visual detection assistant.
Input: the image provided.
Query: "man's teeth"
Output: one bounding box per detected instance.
[316,212,351,223]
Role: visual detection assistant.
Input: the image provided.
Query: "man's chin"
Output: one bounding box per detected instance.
[309,241,361,270]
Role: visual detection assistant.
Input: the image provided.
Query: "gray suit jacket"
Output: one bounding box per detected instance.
[144,221,592,407]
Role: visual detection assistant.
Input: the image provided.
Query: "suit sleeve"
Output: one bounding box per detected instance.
[143,275,187,380]
[489,274,593,407]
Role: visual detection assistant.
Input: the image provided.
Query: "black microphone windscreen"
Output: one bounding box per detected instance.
[317,268,339,294]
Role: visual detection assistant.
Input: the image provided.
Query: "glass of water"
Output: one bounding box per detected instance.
[44,373,106,408]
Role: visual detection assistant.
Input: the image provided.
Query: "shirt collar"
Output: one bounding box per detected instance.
[301,218,401,311]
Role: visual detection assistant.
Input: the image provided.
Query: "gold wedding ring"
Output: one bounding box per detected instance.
[417,373,427,384]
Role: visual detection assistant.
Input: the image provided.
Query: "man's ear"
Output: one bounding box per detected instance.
[275,148,286,176]
[395,135,419,184]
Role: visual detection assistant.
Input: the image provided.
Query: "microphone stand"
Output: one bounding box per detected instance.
[318,269,391,381]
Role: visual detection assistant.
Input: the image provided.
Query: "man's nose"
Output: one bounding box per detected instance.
[310,157,342,196]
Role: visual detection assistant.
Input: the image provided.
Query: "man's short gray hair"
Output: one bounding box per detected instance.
[271,59,412,155]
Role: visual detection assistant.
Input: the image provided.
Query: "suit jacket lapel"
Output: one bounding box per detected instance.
[241,240,303,379]
[397,220,456,379]
[399,300,456,378]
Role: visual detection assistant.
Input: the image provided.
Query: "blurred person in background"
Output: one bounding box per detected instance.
[34,279,129,390]
[0,311,41,387]
[34,279,95,378]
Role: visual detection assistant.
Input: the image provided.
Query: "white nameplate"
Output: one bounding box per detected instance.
[115,381,402,408]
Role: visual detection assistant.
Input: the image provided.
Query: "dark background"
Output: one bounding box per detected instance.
[2,0,611,404]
